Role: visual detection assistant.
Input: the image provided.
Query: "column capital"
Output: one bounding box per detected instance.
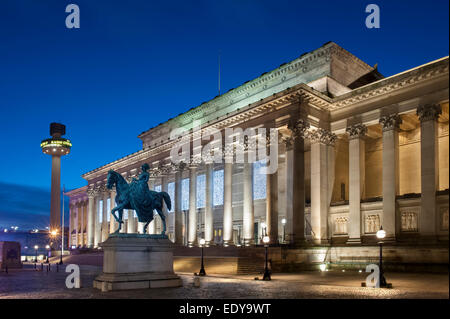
[223,144,234,160]
[281,136,293,150]
[309,128,337,146]
[379,114,402,131]
[170,161,187,173]
[87,186,96,198]
[287,118,310,140]
[417,104,442,122]
[346,123,367,140]
[189,155,202,168]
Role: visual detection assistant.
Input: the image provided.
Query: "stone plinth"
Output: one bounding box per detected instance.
[93,234,181,291]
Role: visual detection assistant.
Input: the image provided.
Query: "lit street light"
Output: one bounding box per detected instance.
[281,218,287,243]
[262,235,271,281]
[45,245,50,263]
[376,226,388,288]
[198,238,206,276]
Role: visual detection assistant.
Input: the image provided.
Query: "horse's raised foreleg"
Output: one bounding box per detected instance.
[143,221,150,234]
[111,206,121,223]
[113,204,126,234]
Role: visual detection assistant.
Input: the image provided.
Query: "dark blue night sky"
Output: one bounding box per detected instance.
[0,0,448,229]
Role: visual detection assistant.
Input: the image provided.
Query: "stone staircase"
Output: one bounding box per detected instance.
[236,257,265,275]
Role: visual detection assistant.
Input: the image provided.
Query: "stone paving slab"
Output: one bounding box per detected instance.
[0,264,448,299]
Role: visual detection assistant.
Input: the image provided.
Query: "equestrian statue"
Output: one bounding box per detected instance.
[106,163,171,236]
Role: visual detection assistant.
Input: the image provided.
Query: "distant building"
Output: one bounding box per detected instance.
[0,229,68,261]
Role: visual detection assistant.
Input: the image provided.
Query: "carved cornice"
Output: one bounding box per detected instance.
[417,104,442,122]
[346,123,367,139]
[332,57,449,110]
[309,128,337,146]
[379,114,402,131]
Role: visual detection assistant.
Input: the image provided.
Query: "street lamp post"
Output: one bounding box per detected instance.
[376,226,388,288]
[281,218,287,244]
[262,235,271,281]
[34,245,38,262]
[45,245,50,263]
[198,238,206,276]
[59,186,65,265]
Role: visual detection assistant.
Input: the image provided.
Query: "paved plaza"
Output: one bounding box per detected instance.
[0,263,447,299]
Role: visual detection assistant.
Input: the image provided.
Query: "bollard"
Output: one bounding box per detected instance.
[5,265,8,274]
[34,263,36,270]
[56,263,59,272]
[48,263,51,272]
[41,263,43,271]
[193,276,201,288]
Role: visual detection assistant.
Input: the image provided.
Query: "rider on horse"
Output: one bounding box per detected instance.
[129,163,154,221]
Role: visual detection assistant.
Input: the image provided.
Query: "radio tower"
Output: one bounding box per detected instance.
[40,123,72,235]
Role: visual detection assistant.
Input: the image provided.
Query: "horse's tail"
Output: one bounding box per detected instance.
[160,191,172,211]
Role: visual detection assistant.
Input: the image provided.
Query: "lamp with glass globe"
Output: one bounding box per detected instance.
[376,226,388,288]
[262,235,271,281]
[198,238,206,276]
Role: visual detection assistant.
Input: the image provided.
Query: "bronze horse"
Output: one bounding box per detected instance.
[106,170,171,234]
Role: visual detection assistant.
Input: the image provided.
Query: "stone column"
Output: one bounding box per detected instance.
[75,202,79,247]
[242,159,254,246]
[68,203,73,246]
[173,164,184,244]
[94,187,103,248]
[109,190,117,233]
[379,114,402,241]
[147,172,156,234]
[80,200,85,247]
[223,146,234,246]
[265,130,279,244]
[204,162,214,245]
[346,124,367,244]
[188,164,198,246]
[287,119,309,245]
[101,189,109,242]
[417,104,442,240]
[87,188,95,248]
[160,173,169,236]
[310,128,336,244]
[127,210,136,233]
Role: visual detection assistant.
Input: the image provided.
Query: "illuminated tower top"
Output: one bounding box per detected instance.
[41,123,72,156]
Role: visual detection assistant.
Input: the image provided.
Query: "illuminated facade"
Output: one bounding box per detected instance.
[67,43,449,258]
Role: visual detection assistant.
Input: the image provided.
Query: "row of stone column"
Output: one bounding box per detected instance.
[346,104,442,243]
[80,104,441,248]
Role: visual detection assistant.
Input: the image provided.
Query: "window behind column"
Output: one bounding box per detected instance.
[167,182,175,212]
[197,174,205,208]
[213,169,224,206]
[253,159,267,200]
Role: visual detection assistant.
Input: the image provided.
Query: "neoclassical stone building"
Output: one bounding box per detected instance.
[67,42,449,255]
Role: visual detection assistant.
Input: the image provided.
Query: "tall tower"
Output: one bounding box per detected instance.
[41,123,72,233]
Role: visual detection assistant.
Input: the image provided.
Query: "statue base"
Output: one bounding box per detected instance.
[93,234,182,291]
